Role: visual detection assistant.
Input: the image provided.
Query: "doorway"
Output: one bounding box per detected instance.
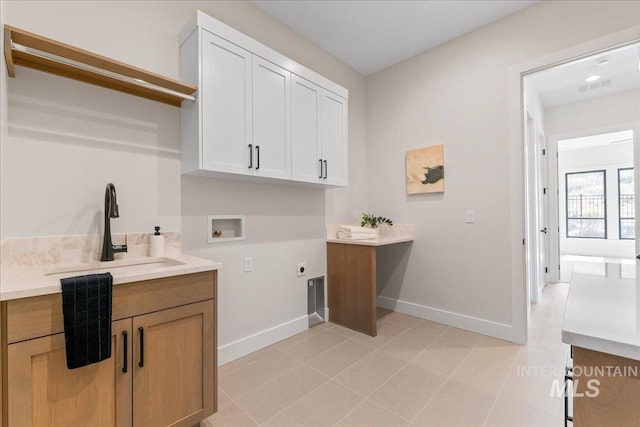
[521,41,640,331]
[555,129,635,281]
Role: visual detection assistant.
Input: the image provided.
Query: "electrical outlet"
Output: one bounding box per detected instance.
[297,262,306,277]
[465,210,475,224]
[244,257,253,272]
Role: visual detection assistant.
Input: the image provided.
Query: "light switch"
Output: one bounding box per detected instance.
[465,210,475,224]
[244,257,253,272]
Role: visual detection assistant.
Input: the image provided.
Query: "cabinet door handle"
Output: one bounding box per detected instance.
[256,145,260,170]
[248,144,253,169]
[565,366,573,426]
[323,160,328,179]
[122,331,128,373]
[319,159,323,179]
[138,327,144,368]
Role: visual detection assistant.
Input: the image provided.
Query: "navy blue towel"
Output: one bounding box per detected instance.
[61,273,113,369]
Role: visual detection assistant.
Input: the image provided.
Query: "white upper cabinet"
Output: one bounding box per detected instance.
[291,76,348,187]
[321,91,348,187]
[200,32,252,175]
[252,57,291,180]
[291,75,322,183]
[179,11,348,187]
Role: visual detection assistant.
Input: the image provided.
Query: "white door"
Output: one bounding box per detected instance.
[536,128,549,293]
[321,91,348,187]
[252,56,291,180]
[634,128,639,259]
[201,31,252,175]
[291,75,322,183]
[525,110,539,305]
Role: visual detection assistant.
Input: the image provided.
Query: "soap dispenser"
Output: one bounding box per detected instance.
[150,226,165,257]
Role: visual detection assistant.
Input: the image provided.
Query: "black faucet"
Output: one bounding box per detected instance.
[100,183,128,261]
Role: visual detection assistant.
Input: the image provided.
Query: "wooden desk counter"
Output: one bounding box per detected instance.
[326,229,414,336]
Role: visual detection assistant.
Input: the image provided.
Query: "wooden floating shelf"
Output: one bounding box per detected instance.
[3,25,196,107]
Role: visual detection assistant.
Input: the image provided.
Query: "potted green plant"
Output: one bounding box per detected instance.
[361,213,393,229]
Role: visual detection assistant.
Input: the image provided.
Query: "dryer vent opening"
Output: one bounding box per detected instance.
[307,276,325,328]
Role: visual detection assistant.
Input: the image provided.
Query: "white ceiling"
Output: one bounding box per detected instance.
[527,43,640,108]
[251,0,539,76]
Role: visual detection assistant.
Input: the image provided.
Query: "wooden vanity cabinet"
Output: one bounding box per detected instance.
[133,300,214,426]
[1,270,217,427]
[572,346,640,426]
[7,318,132,427]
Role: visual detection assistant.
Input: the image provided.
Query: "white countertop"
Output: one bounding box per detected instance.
[0,252,222,301]
[326,223,415,247]
[326,235,415,246]
[561,260,639,360]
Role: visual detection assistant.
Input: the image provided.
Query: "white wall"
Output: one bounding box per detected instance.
[524,80,545,131]
[366,1,640,341]
[0,1,367,363]
[546,90,640,137]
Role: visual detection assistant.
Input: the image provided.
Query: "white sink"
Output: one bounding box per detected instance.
[44,257,186,280]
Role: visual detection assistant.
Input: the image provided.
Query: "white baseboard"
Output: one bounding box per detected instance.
[377,296,515,342]
[218,315,308,365]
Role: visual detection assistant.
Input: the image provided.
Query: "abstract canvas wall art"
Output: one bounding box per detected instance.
[406,145,445,194]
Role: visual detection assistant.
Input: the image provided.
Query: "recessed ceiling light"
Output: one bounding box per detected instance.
[598,59,609,66]
[585,75,600,82]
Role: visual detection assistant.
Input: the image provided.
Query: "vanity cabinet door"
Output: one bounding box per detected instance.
[7,319,132,427]
[321,91,348,186]
[132,300,215,427]
[573,346,640,426]
[200,30,253,175]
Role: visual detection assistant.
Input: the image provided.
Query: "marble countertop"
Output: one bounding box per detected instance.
[1,252,222,301]
[326,224,415,247]
[561,260,639,360]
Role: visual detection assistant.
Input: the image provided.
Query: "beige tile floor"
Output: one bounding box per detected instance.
[203,283,570,427]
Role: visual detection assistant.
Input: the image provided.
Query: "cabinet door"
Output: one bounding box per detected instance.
[133,300,214,427]
[252,56,291,179]
[7,319,132,427]
[201,31,252,174]
[321,91,348,186]
[573,346,640,426]
[291,75,322,183]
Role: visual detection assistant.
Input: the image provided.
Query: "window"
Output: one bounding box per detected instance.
[566,170,607,239]
[618,168,635,240]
